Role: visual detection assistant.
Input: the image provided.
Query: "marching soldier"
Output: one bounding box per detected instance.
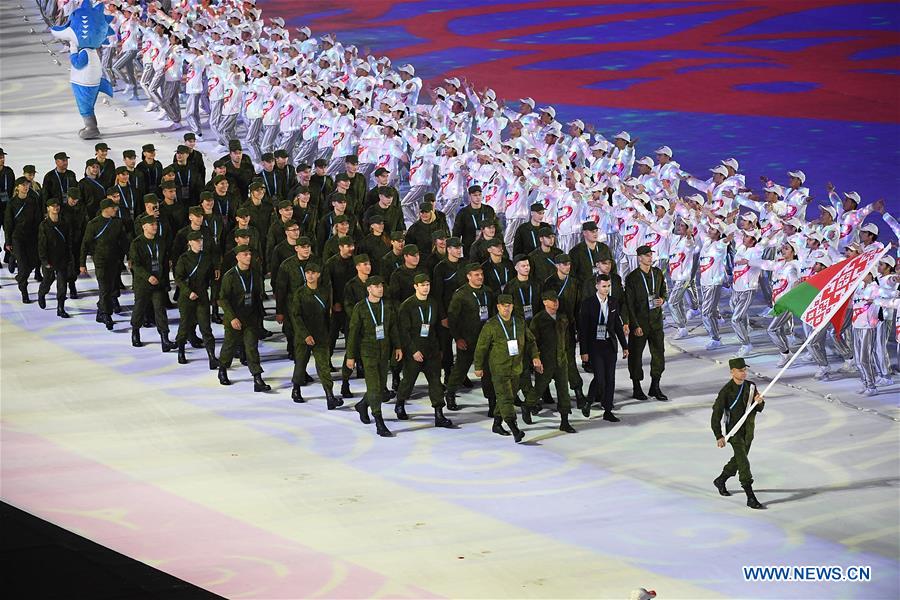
[217,245,272,392]
[4,178,42,303]
[624,245,668,401]
[474,294,541,443]
[396,273,454,428]
[345,276,403,437]
[526,291,576,433]
[172,230,219,370]
[339,254,373,398]
[711,358,765,510]
[541,253,586,408]
[129,214,177,352]
[432,236,465,386]
[37,197,74,317]
[274,234,314,358]
[80,199,129,329]
[290,261,342,409]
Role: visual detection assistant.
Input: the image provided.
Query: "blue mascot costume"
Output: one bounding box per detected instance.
[50,0,115,139]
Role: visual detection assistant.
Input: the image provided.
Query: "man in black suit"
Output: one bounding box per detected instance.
[578,274,628,422]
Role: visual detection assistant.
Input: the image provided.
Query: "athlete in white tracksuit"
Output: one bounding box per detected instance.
[730,231,765,355]
[749,243,802,366]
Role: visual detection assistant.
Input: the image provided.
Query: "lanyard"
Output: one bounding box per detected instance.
[298,264,306,282]
[52,224,66,241]
[641,269,655,298]
[530,230,536,248]
[94,218,112,239]
[365,298,384,326]
[312,291,326,310]
[177,170,190,187]
[188,251,203,277]
[13,202,26,220]
[87,177,105,193]
[493,265,508,286]
[518,284,531,307]
[157,218,163,238]
[237,268,253,293]
[147,241,159,262]
[217,196,229,217]
[118,185,133,210]
[497,315,516,340]
[55,170,68,193]
[557,275,569,298]
[418,303,432,324]
[587,244,595,265]
[472,291,486,308]
[265,171,276,196]
[728,382,746,412]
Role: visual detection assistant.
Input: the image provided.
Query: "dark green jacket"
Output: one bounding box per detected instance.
[173,248,214,303]
[711,379,764,440]
[474,314,538,376]
[542,273,579,321]
[529,310,569,370]
[275,254,311,315]
[37,216,73,268]
[343,275,369,316]
[129,235,169,291]
[322,253,356,308]
[80,216,128,268]
[528,246,562,285]
[481,256,514,296]
[503,277,540,322]
[432,258,464,319]
[624,266,667,330]
[4,194,41,243]
[569,240,613,287]
[452,203,495,251]
[219,264,265,327]
[291,284,331,343]
[389,265,423,304]
[397,295,440,358]
[448,284,495,346]
[346,297,400,360]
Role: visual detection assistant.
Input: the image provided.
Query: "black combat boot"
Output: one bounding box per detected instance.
[487,396,496,418]
[341,379,354,398]
[291,385,304,403]
[507,419,525,443]
[394,399,409,420]
[602,409,620,422]
[21,289,31,304]
[434,406,453,428]
[38,293,47,309]
[189,333,204,349]
[374,413,394,437]
[355,397,371,424]
[581,398,591,418]
[491,416,510,436]
[743,484,764,509]
[649,377,669,401]
[160,332,177,353]
[325,389,342,410]
[205,342,219,370]
[574,388,586,409]
[713,473,732,497]
[177,343,188,364]
[104,313,114,330]
[95,309,105,323]
[131,329,142,347]
[218,367,231,386]
[68,281,78,299]
[253,374,271,392]
[445,391,459,411]
[521,403,533,425]
[632,380,648,400]
[559,411,576,433]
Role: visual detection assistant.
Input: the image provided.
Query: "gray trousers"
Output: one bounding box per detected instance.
[504,217,526,250]
[874,310,895,377]
[804,323,830,368]
[400,185,431,226]
[218,113,239,146]
[620,254,638,279]
[261,124,281,154]
[185,93,202,134]
[326,152,349,177]
[140,65,155,101]
[730,289,754,346]
[242,118,263,162]
[293,138,318,167]
[160,79,181,122]
[437,195,463,230]
[148,68,165,106]
[100,46,117,85]
[758,247,776,307]
[688,253,701,310]
[113,50,138,89]
[701,284,722,340]
[853,327,876,388]
[767,311,792,354]
[208,99,223,139]
[669,278,691,328]
[834,310,854,359]
[278,130,301,158]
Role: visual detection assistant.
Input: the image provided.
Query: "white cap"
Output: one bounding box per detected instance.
[355,62,371,72]
[419,129,435,140]
[484,100,498,111]
[624,177,640,186]
[860,223,879,235]
[539,106,556,119]
[654,199,670,211]
[687,193,705,204]
[806,230,825,242]
[633,191,651,203]
[567,119,585,130]
[433,86,447,97]
[813,252,832,267]
[820,205,837,218]
[788,169,806,183]
[764,185,784,197]
[484,88,496,100]
[321,33,335,44]
[710,165,729,177]
[844,191,861,204]
[519,97,535,108]
[615,131,631,142]
[741,212,759,222]
[743,228,760,240]
[655,146,673,157]
[381,118,398,129]
[270,17,285,28]
[785,217,804,229]
[636,156,654,168]
[722,157,739,171]
[881,255,896,268]
[444,77,460,88]
[398,64,415,76]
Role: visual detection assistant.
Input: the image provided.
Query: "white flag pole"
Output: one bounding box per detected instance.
[722,244,892,443]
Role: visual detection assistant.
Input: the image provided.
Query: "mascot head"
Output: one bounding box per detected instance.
[50,0,115,50]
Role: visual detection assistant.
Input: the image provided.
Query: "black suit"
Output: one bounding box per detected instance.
[578,294,628,411]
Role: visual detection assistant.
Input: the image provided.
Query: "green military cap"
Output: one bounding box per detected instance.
[123,149,136,158]
[67,188,81,199]
[188,206,204,217]
[297,236,312,247]
[419,202,434,212]
[403,244,419,256]
[337,236,354,246]
[541,290,558,301]
[45,197,61,207]
[334,214,349,224]
[235,206,251,217]
[141,143,156,153]
[465,262,483,274]
[480,219,496,229]
[277,199,293,209]
[468,184,482,194]
[530,202,545,212]
[353,254,371,265]
[95,142,110,151]
[367,275,385,286]
[99,198,117,210]
[115,165,129,174]
[497,294,513,305]
[213,159,228,169]
[537,225,554,237]
[212,174,227,185]
[143,193,159,204]
[199,191,214,202]
[85,158,99,167]
[367,214,384,225]
[176,144,191,154]
[554,253,571,264]
[293,185,310,195]
[249,180,265,191]
[390,231,405,241]
[636,245,653,256]
[136,214,156,226]
[485,238,502,248]
[447,237,462,248]
[160,180,176,190]
[305,261,322,273]
[274,149,289,158]
[376,186,393,197]
[331,193,348,203]
[234,244,253,254]
[54,151,70,160]
[282,219,298,229]
[344,154,359,164]
[423,192,436,203]
[260,152,275,162]
[23,165,36,174]
[334,173,350,183]
[431,230,448,241]
[233,228,250,238]
[513,253,529,264]
[228,139,242,151]
[582,221,598,231]
[161,166,175,176]
[729,358,748,370]
[373,167,389,177]
[186,230,203,241]
[413,273,430,284]
[13,177,27,187]
[183,132,196,141]
[106,186,120,196]
[314,158,328,168]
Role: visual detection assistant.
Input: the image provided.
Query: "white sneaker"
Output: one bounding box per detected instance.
[864,387,878,396]
[875,376,894,386]
[841,359,857,373]
[736,344,752,358]
[674,327,689,339]
[776,353,790,367]
[144,102,158,112]
[687,309,700,319]
[718,317,727,327]
[758,307,774,317]
[788,334,802,346]
[855,386,868,394]
[167,122,182,131]
[813,367,830,380]
[705,339,723,350]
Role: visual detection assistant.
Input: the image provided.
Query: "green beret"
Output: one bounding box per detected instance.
[497,294,513,305]
[468,184,482,194]
[636,245,652,256]
[390,231,405,241]
[188,206,204,217]
[143,193,159,204]
[465,262,482,274]
[447,237,462,248]
[249,181,265,191]
[419,202,434,212]
[729,358,747,370]
[485,238,502,248]
[66,188,81,199]
[293,185,310,195]
[160,180,176,190]
[431,230,448,241]
[337,236,354,246]
[413,273,430,284]
[186,230,203,241]
[45,197,61,207]
[99,198,116,210]
[554,253,571,264]
[23,165,36,174]
[277,199,292,210]
[353,254,371,265]
[228,139,242,151]
[137,214,156,226]
[581,221,598,231]
[305,261,322,273]
[367,275,385,286]
[161,166,175,176]
[282,219,298,230]
[297,236,312,247]
[367,214,384,225]
[541,290,558,302]
[403,244,419,256]
[234,244,253,254]
[235,206,251,218]
[331,193,348,203]
[200,191,214,202]
[334,214,349,224]
[233,228,250,238]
